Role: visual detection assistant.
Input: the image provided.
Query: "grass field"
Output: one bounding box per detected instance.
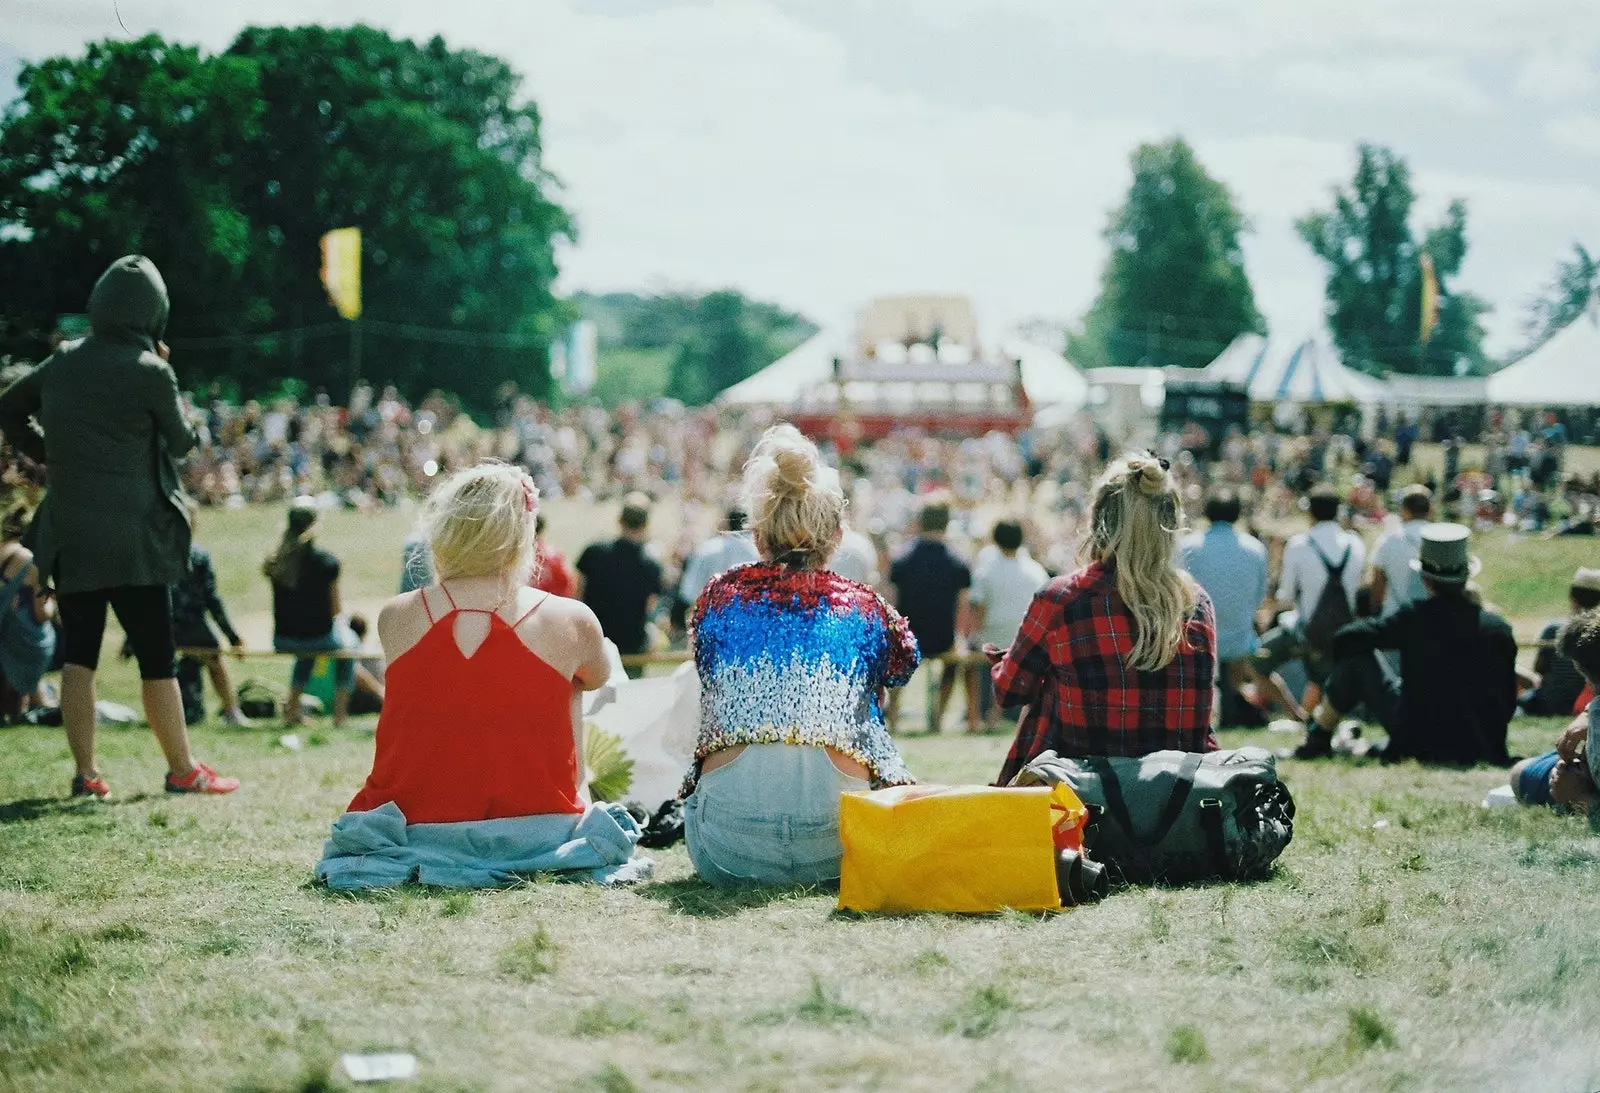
[3,502,1600,1091]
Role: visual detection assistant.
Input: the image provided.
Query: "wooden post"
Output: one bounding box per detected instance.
[348,316,363,403]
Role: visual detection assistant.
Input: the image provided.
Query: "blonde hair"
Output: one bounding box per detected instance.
[1080,452,1198,672]
[419,460,540,591]
[742,424,845,568]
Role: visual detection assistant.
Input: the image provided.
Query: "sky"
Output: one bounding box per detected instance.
[4,0,1600,358]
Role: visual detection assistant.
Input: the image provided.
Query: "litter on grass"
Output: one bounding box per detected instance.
[1482,785,1517,809]
[342,1053,418,1082]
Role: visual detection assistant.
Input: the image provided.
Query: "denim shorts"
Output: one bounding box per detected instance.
[1515,751,1562,807]
[684,743,870,887]
[275,629,356,693]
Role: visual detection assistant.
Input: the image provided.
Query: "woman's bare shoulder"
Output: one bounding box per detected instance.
[531,593,602,637]
[377,589,433,657]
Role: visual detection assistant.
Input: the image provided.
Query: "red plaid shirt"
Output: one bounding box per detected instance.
[993,561,1217,785]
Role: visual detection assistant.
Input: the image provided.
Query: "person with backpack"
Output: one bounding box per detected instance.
[1252,484,1365,719]
[1286,523,1515,765]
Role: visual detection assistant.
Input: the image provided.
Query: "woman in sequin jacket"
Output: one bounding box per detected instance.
[682,424,919,886]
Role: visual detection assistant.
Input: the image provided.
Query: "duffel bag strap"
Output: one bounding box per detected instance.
[1088,752,1204,847]
[1198,798,1231,873]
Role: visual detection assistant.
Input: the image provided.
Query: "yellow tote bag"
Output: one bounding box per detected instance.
[837,784,1084,914]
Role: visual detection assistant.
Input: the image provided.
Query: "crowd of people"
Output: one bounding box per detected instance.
[1,254,1597,894]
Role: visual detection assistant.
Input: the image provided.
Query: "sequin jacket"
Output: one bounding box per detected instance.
[682,563,919,796]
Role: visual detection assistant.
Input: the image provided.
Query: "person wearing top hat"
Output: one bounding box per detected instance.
[1518,567,1600,717]
[1289,523,1517,766]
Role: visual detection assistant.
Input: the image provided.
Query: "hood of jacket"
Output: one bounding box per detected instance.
[88,255,170,346]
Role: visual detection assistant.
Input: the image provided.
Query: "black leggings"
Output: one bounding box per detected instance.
[57,585,178,681]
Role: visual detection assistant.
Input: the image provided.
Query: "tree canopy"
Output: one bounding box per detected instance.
[1069,137,1263,370]
[574,290,816,407]
[1297,144,1489,377]
[1514,243,1598,362]
[0,28,571,410]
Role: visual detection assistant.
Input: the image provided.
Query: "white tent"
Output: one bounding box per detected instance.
[1486,311,1600,406]
[719,330,839,405]
[720,331,1088,411]
[1203,334,1384,404]
[1004,337,1089,410]
[1383,373,1487,411]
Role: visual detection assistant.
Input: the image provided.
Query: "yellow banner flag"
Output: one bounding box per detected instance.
[1419,252,1439,344]
[320,227,362,320]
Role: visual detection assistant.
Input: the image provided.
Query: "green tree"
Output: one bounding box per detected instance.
[576,290,815,407]
[0,27,572,409]
[665,292,764,407]
[1515,243,1598,361]
[1297,144,1489,376]
[1069,137,1263,370]
[0,37,268,344]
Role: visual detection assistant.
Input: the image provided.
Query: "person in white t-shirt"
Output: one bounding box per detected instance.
[829,526,881,588]
[1369,486,1432,617]
[968,520,1049,732]
[1253,485,1365,715]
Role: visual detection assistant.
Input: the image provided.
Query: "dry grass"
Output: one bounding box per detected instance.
[3,720,1600,1091]
[4,500,1600,1091]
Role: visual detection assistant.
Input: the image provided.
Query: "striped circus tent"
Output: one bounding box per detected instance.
[1203,334,1384,404]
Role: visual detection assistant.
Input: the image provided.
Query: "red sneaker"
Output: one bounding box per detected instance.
[71,773,112,800]
[164,762,240,795]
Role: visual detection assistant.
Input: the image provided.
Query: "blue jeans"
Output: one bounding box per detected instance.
[684,744,870,887]
[1515,751,1562,807]
[275,630,356,693]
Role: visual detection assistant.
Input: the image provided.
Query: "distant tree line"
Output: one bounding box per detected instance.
[1068,137,1593,377]
[573,290,816,407]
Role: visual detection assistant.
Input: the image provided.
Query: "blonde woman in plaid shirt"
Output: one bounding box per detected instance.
[990,453,1217,786]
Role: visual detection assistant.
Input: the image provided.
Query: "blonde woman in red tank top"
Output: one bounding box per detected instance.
[346,462,613,824]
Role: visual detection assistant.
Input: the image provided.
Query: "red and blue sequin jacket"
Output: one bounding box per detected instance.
[682,563,919,796]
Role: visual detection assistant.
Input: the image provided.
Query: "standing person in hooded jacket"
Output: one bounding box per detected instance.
[0,256,239,798]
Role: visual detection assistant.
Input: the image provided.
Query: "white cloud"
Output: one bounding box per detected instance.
[1512,52,1600,104]
[5,0,1599,359]
[1274,56,1498,116]
[1543,113,1600,158]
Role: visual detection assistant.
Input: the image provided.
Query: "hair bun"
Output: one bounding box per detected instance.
[769,445,813,499]
[1127,458,1167,496]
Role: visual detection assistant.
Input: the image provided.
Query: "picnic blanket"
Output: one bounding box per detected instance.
[315,801,653,891]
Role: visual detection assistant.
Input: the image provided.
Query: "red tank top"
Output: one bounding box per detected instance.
[347,587,583,823]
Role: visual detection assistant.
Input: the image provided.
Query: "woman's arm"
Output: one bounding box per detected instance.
[572,609,612,692]
[144,357,198,458]
[881,602,920,688]
[328,578,342,621]
[990,589,1055,709]
[24,563,52,624]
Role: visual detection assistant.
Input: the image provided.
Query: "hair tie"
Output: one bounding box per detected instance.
[521,477,536,514]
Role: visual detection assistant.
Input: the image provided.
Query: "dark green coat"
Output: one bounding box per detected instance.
[0,256,197,593]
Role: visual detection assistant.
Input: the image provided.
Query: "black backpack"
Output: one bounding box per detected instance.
[1301,541,1353,653]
